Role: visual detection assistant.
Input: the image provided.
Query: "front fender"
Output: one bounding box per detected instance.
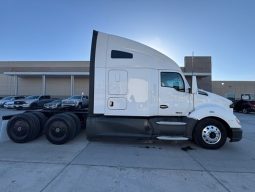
[188,104,241,129]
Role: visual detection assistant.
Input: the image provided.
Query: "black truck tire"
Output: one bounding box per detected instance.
[44,113,76,145]
[25,113,41,139]
[63,112,81,135]
[7,113,40,143]
[193,118,227,149]
[25,111,48,135]
[31,111,48,135]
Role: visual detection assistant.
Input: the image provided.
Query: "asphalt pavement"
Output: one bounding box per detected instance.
[0,109,254,192]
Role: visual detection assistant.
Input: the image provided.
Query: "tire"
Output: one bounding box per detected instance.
[7,113,40,143]
[44,113,76,145]
[25,113,41,139]
[77,103,82,109]
[242,108,248,114]
[193,118,227,149]
[30,103,38,109]
[61,114,76,139]
[15,106,23,110]
[63,112,81,135]
[30,111,48,135]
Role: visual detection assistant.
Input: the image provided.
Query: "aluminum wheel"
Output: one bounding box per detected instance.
[202,125,221,145]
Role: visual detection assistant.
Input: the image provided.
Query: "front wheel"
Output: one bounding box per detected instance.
[77,103,82,109]
[193,118,227,149]
[30,103,38,109]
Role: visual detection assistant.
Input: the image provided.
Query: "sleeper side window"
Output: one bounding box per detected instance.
[161,72,185,92]
[111,50,133,59]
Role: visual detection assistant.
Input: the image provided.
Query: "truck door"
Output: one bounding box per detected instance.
[158,71,192,116]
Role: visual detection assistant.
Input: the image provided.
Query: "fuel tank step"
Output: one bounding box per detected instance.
[157,136,189,141]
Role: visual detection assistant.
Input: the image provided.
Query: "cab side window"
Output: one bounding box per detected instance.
[161,72,185,92]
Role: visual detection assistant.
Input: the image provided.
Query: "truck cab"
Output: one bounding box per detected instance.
[86,30,242,149]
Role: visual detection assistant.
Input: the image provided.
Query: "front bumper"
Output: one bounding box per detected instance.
[14,104,30,109]
[44,105,59,109]
[230,128,243,142]
[4,105,14,109]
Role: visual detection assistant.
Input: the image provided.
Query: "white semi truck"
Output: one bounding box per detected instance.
[1,30,242,149]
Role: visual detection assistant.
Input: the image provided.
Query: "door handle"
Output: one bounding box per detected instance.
[160,105,168,109]
[109,101,114,107]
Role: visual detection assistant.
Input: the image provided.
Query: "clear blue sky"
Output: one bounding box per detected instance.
[0,0,254,80]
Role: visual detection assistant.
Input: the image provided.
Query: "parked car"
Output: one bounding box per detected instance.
[43,99,62,109]
[0,96,14,107]
[234,100,255,113]
[0,96,25,108]
[3,96,26,109]
[14,95,53,109]
[62,95,88,109]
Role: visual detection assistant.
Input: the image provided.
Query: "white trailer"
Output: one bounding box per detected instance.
[2,30,242,149]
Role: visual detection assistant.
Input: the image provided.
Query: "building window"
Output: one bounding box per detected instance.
[161,72,185,92]
[111,50,133,59]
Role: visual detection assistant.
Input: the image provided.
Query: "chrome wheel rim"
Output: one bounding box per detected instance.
[202,125,221,144]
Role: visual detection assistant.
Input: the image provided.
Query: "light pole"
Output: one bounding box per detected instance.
[221,82,225,97]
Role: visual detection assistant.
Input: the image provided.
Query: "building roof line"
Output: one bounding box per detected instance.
[4,72,90,76]
[183,72,211,76]
[4,71,211,77]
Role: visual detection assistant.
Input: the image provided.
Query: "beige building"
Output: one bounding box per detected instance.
[0,61,90,97]
[212,81,255,100]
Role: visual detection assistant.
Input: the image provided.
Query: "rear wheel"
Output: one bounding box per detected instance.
[77,103,82,109]
[242,108,248,114]
[63,112,81,135]
[44,114,76,144]
[25,113,41,139]
[193,118,227,149]
[7,113,40,143]
[30,111,48,135]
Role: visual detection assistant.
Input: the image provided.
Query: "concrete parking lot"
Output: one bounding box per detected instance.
[0,109,254,192]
